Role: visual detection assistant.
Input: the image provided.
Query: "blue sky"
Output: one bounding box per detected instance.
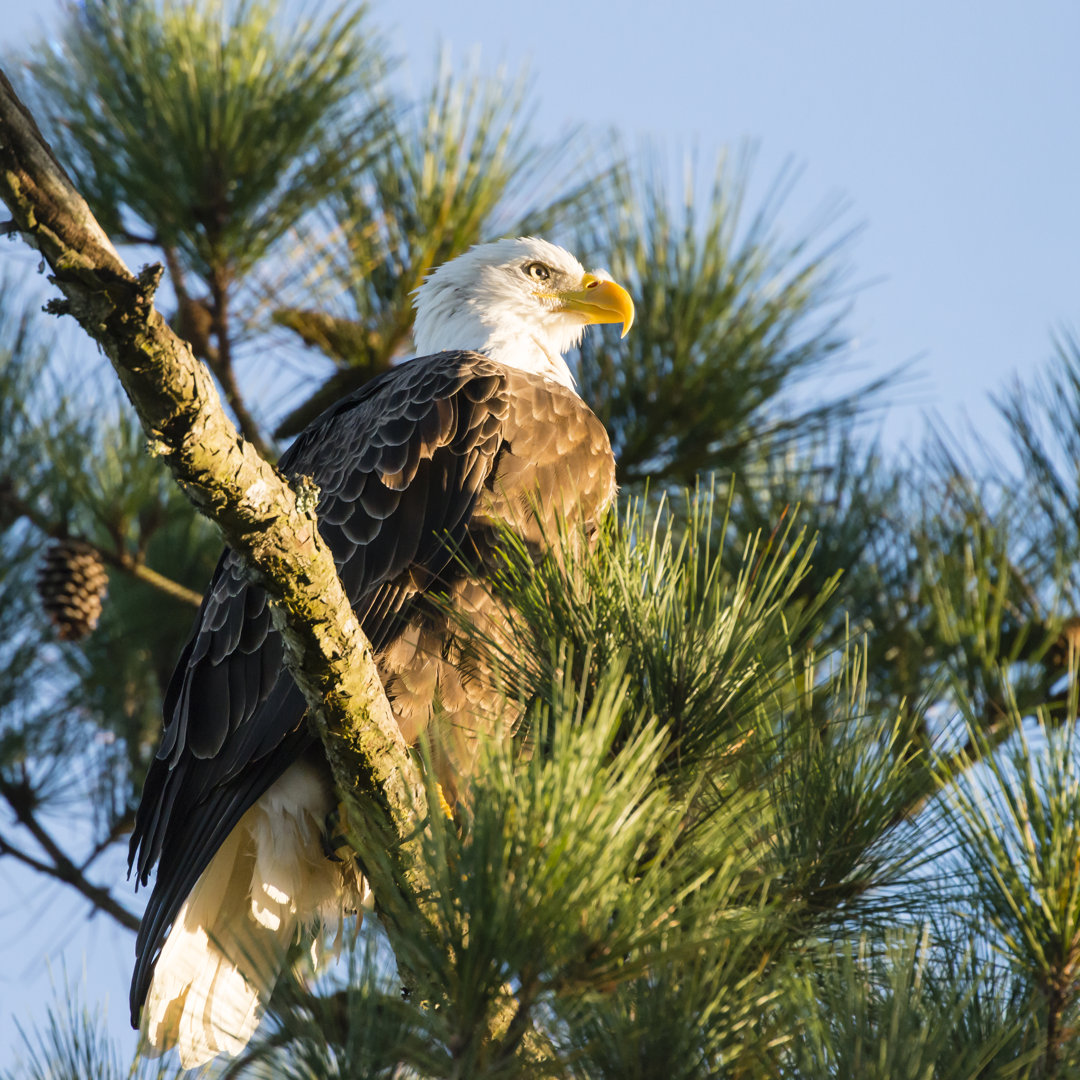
[1,0,1078,1063]
[384,0,1080,448]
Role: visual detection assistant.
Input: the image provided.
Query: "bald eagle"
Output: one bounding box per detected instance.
[128,237,633,1066]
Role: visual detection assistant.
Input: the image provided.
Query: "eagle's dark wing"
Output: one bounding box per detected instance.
[128,351,513,1021]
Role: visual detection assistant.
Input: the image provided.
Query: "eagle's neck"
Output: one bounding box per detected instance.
[413,301,578,391]
[476,327,576,389]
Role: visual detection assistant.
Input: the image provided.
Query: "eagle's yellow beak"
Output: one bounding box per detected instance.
[558,273,635,338]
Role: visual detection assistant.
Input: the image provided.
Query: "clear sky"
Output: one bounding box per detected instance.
[1,0,1078,1063]
[381,0,1080,447]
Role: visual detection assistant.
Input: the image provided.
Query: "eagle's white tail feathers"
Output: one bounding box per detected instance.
[141,761,365,1068]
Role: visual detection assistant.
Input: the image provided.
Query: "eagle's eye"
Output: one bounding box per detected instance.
[524,261,551,282]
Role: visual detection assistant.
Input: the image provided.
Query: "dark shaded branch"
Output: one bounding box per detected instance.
[274,364,385,439]
[0,786,140,931]
[161,245,217,363]
[0,67,428,897]
[162,245,272,458]
[272,321,409,439]
[1044,980,1066,1080]
[488,979,541,1073]
[207,267,274,460]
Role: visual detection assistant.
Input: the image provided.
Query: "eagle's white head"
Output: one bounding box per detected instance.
[412,237,634,390]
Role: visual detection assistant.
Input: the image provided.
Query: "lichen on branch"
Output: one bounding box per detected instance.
[0,66,427,881]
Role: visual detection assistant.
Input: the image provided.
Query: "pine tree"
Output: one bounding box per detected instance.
[1,2,1079,1078]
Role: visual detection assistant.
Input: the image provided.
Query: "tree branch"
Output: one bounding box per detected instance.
[0,779,141,932]
[0,66,428,906]
[0,831,139,930]
[78,810,134,873]
[272,315,410,439]
[113,550,206,606]
[206,265,275,460]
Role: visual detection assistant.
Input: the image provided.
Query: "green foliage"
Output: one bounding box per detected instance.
[474,486,836,776]
[2,977,182,1080]
[783,932,1036,1079]
[574,152,889,489]
[994,331,1080,590]
[941,702,1080,1076]
[919,501,1045,710]
[21,0,384,284]
[257,494,957,1077]
[555,951,783,1080]
[757,675,935,937]
[383,672,712,1075]
[724,437,906,631]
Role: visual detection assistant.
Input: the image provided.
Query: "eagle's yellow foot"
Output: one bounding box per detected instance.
[436,783,454,821]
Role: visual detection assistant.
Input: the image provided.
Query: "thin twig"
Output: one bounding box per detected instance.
[77,810,134,873]
[114,552,203,606]
[0,788,140,932]
[0,832,139,931]
[114,228,158,247]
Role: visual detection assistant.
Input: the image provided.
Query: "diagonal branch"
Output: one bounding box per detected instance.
[0,67,428,906]
[205,267,275,461]
[0,775,140,931]
[0,828,141,931]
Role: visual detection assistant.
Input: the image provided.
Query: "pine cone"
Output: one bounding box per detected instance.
[36,538,109,641]
[1047,617,1080,672]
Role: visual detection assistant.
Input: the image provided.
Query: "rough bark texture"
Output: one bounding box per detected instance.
[0,68,427,879]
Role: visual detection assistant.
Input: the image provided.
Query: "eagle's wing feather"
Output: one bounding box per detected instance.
[128,352,510,1022]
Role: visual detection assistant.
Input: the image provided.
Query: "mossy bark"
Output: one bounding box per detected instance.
[0,67,427,884]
